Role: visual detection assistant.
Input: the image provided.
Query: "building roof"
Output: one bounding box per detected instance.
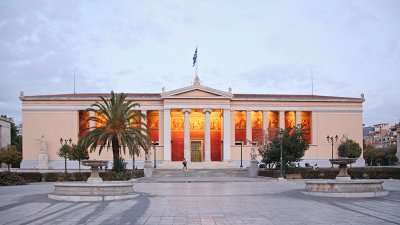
[20,92,364,103]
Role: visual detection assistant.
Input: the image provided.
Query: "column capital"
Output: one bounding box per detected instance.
[182,109,192,114]
[202,109,213,114]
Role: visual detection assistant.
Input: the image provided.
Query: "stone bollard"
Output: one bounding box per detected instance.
[144,160,153,178]
[248,160,259,177]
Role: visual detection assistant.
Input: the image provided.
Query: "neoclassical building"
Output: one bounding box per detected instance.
[20,77,365,169]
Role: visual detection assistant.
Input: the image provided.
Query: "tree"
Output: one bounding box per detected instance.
[0,145,22,171]
[78,91,151,171]
[69,144,89,172]
[58,144,71,174]
[338,139,362,158]
[259,125,310,168]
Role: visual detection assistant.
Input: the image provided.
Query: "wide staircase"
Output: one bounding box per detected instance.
[136,162,271,183]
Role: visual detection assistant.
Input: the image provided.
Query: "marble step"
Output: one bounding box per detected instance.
[152,168,249,178]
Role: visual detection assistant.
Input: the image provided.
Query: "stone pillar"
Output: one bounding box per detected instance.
[163,109,171,161]
[224,109,231,162]
[230,111,235,145]
[203,109,212,162]
[279,111,285,129]
[182,109,192,162]
[246,110,252,144]
[262,110,268,141]
[296,111,301,125]
[141,110,147,126]
[312,111,317,145]
[158,110,164,146]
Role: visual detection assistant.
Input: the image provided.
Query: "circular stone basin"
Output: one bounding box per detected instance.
[81,160,108,167]
[48,181,138,202]
[303,180,389,198]
[329,158,357,165]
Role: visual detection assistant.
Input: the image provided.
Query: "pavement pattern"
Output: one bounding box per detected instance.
[0,178,399,225]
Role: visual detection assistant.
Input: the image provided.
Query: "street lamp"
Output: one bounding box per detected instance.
[132,133,136,170]
[59,138,72,146]
[59,138,72,174]
[240,139,243,168]
[327,135,339,169]
[153,141,159,168]
[235,139,243,168]
[279,129,284,180]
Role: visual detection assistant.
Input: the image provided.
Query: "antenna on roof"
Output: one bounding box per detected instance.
[73,67,76,94]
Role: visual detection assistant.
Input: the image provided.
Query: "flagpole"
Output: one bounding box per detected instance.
[196,46,198,77]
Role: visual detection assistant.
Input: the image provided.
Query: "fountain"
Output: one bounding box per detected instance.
[48,160,137,201]
[303,158,389,197]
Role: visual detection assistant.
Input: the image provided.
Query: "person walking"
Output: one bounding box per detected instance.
[182,158,187,170]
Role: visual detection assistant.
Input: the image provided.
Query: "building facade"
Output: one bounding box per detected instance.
[0,117,11,148]
[20,79,365,169]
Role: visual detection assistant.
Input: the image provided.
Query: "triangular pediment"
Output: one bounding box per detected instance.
[161,84,233,99]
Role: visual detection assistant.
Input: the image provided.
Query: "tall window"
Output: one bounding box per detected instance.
[252,111,262,143]
[78,111,90,137]
[301,111,312,143]
[234,111,246,142]
[285,111,296,128]
[268,111,279,140]
[147,111,159,142]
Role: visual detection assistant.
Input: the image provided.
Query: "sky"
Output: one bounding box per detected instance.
[0,0,399,126]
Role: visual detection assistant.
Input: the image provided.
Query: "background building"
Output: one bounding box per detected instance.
[0,116,11,148]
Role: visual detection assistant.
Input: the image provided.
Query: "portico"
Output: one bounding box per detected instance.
[20,76,365,169]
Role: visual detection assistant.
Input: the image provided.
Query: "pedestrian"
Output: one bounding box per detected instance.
[182,158,187,170]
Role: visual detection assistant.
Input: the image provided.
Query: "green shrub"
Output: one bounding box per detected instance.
[338,143,349,157]
[259,167,400,179]
[113,157,127,173]
[17,172,43,182]
[72,172,90,181]
[0,172,27,186]
[43,173,65,182]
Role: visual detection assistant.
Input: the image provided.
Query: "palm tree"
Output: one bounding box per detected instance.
[78,91,151,169]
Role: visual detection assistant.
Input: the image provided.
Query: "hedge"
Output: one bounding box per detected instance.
[0,169,144,184]
[259,167,400,179]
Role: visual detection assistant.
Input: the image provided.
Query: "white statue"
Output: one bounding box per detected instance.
[36,135,47,153]
[35,135,49,169]
[250,146,257,161]
[145,150,151,161]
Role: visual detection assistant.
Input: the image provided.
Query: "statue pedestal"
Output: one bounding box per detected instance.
[35,152,49,169]
[248,160,259,177]
[144,160,153,178]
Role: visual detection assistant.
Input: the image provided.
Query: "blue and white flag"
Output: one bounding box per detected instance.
[192,47,197,67]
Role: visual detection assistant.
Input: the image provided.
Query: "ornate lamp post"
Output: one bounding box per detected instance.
[327,135,339,169]
[279,129,284,180]
[59,138,72,146]
[59,138,72,174]
[240,139,243,168]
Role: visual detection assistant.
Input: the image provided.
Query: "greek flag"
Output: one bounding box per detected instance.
[192,47,197,67]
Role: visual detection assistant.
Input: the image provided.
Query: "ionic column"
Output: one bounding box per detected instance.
[279,111,285,129]
[203,109,212,162]
[296,111,301,125]
[182,109,192,162]
[262,111,269,144]
[230,111,235,145]
[246,110,252,144]
[224,109,231,162]
[262,110,269,134]
[163,109,171,161]
[141,110,147,131]
[158,110,164,146]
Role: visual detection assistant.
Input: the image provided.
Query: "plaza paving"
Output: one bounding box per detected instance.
[0,178,399,225]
